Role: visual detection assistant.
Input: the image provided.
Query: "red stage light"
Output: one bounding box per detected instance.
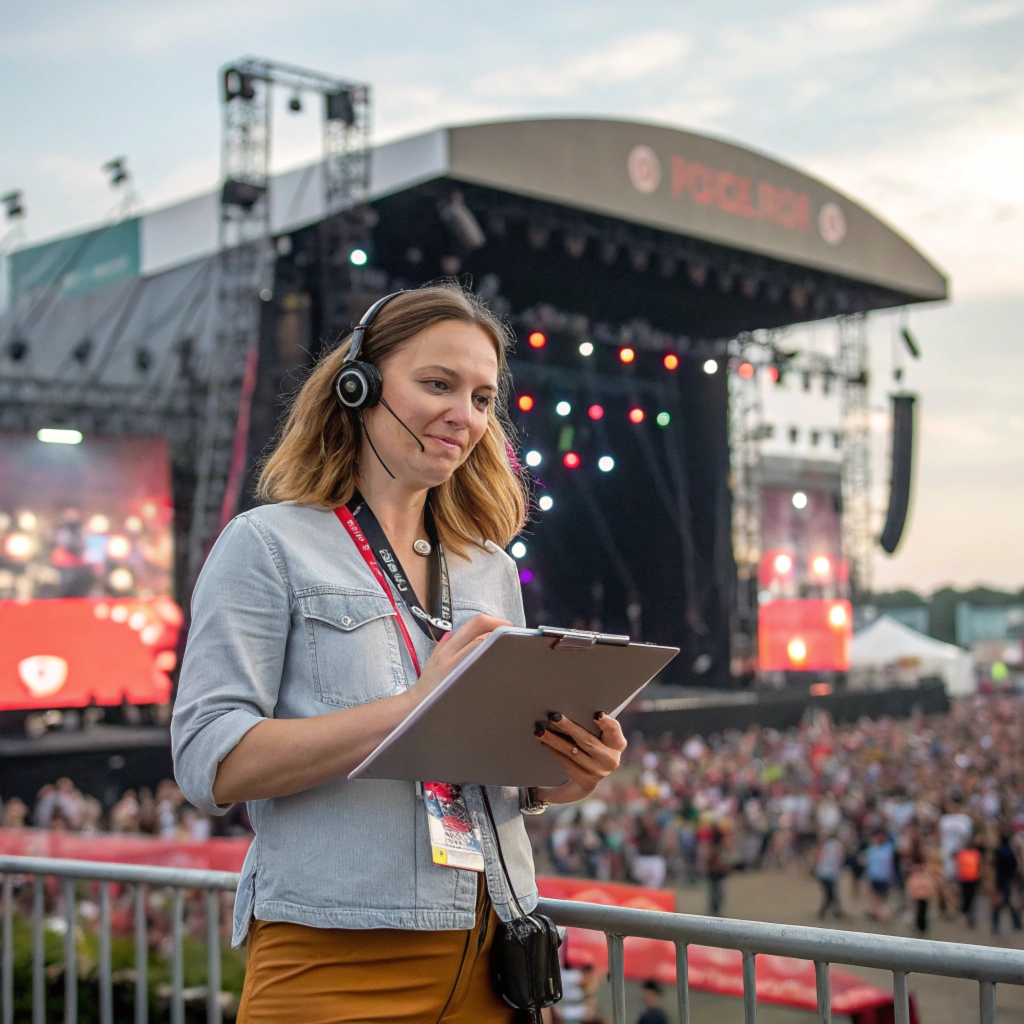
[773,552,793,575]
[758,599,852,672]
[738,362,754,379]
[811,554,832,577]
[619,347,635,364]
[628,407,644,424]
[810,682,832,696]
[588,404,604,420]
[768,366,780,382]
[663,353,679,371]
[563,452,581,469]
[528,331,547,349]
[517,395,535,412]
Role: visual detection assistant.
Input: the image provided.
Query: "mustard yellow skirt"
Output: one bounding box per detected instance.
[237,881,515,1024]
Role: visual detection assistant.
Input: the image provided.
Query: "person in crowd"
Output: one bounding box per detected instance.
[2,797,28,828]
[703,821,733,918]
[865,830,896,921]
[171,284,628,1023]
[905,845,941,936]
[635,980,668,1024]
[813,830,845,920]
[989,827,1022,934]
[956,832,984,928]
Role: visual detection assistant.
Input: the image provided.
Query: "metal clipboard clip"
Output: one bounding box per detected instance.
[539,626,631,648]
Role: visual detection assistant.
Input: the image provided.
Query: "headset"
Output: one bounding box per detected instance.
[334,291,425,477]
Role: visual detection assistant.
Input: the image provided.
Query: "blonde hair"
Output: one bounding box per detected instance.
[257,282,527,554]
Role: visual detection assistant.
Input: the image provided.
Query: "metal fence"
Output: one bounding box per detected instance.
[2,854,1023,1024]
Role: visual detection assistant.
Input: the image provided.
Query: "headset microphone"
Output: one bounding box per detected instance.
[335,291,425,478]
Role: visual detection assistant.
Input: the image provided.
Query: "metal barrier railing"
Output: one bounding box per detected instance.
[3,854,1023,1024]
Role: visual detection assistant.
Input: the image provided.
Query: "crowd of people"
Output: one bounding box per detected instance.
[524,693,1024,936]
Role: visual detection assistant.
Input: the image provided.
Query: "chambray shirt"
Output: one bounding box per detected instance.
[171,502,538,947]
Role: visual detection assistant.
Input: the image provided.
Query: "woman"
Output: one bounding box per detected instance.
[171,284,627,1023]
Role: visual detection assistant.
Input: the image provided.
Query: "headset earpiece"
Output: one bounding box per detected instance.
[335,361,382,409]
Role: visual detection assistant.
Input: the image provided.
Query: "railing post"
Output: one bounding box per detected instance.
[815,961,831,1024]
[99,882,113,1024]
[742,951,757,1024]
[607,934,626,1024]
[63,877,76,1024]
[206,890,222,1024]
[134,884,148,1024]
[32,877,44,1024]
[979,980,996,1024]
[171,888,185,1024]
[674,942,690,1024]
[893,970,910,1024]
[2,875,12,1024]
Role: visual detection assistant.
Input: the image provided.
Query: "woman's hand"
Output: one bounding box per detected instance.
[408,614,510,704]
[534,712,627,805]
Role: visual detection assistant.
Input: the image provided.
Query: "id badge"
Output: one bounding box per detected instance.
[423,782,485,872]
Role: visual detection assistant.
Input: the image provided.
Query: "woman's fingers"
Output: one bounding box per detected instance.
[443,615,509,658]
[593,712,628,752]
[537,719,619,772]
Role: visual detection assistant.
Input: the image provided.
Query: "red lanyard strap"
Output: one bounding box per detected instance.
[334,505,423,676]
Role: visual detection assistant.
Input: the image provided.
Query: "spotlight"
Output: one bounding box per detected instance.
[598,456,615,472]
[656,411,670,427]
[703,359,718,374]
[555,401,571,417]
[525,450,542,468]
[107,567,135,593]
[326,87,357,125]
[538,495,554,511]
[812,555,831,576]
[87,515,110,534]
[511,541,527,558]
[900,327,921,359]
[517,395,535,412]
[38,428,82,445]
[587,404,604,421]
[519,568,534,584]
[135,348,152,373]
[288,92,303,112]
[224,68,257,102]
[828,604,848,627]
[787,638,808,663]
[71,338,93,365]
[528,331,547,349]
[102,157,130,189]
[106,535,132,560]
[774,553,793,574]
[7,339,28,362]
[738,362,755,379]
[563,452,581,469]
[768,366,780,383]
[663,353,679,371]
[792,491,808,510]
[619,347,635,364]
[628,407,644,424]
[2,533,33,560]
[349,249,368,266]
[578,342,594,357]
[1,190,25,219]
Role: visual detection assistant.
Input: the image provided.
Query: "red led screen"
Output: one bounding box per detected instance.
[758,598,852,672]
[0,432,181,709]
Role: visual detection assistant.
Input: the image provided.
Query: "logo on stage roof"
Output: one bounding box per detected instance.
[627,144,662,194]
[818,202,847,245]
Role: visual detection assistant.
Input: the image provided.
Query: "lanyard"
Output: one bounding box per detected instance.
[333,498,452,675]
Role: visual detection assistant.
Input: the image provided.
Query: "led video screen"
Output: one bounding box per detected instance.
[0,432,181,710]
[758,598,852,672]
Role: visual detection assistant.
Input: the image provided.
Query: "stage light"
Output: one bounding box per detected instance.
[3,533,33,561]
[598,456,615,472]
[288,92,302,112]
[326,87,357,125]
[102,157,129,189]
[787,638,808,663]
[703,359,718,374]
[107,568,134,593]
[555,401,571,417]
[528,331,547,349]
[511,541,527,559]
[87,515,110,534]
[135,347,152,372]
[774,553,793,574]
[663,353,679,371]
[519,568,534,584]
[72,338,92,366]
[525,449,542,468]
[619,347,635,364]
[17,512,36,531]
[810,682,832,696]
[349,249,368,266]
[588,404,604,421]
[563,452,581,469]
[106,535,132,560]
[538,495,554,511]
[628,407,644,424]
[517,395,535,412]
[125,515,143,533]
[738,362,755,379]
[259,289,273,302]
[792,491,808,509]
[768,366,780,382]
[2,190,25,220]
[37,428,82,445]
[828,604,848,628]
[812,555,831,576]
[7,339,28,362]
[656,411,670,427]
[578,342,594,357]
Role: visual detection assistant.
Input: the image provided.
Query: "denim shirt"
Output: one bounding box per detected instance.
[171,502,538,947]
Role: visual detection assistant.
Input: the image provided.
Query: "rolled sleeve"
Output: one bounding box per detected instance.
[171,515,292,815]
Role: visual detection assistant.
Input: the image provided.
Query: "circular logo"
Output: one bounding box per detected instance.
[818,202,847,245]
[627,145,661,194]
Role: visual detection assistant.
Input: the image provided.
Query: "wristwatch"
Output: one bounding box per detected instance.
[519,786,550,815]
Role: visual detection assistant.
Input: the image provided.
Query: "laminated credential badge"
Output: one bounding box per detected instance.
[423,782,485,872]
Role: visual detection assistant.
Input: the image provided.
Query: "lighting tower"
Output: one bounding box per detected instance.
[187,58,371,584]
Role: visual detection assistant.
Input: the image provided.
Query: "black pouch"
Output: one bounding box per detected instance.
[482,791,562,1024]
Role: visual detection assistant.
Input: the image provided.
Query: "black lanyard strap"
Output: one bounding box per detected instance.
[349,494,453,641]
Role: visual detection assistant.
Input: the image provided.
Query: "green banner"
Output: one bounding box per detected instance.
[8,218,140,305]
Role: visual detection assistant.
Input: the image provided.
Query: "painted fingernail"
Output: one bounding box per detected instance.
[534,722,546,737]
[548,712,563,722]
[594,711,605,721]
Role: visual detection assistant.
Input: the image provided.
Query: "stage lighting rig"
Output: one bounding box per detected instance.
[439,191,486,250]
[2,190,24,220]
[900,327,921,359]
[102,158,130,189]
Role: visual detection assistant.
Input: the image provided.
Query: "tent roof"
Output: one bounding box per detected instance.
[851,615,965,665]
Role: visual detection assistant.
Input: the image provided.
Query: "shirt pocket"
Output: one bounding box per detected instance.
[297,589,406,708]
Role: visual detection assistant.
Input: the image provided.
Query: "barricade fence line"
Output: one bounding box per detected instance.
[0,856,1021,1024]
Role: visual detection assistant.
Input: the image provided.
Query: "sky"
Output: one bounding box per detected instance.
[1,0,1021,592]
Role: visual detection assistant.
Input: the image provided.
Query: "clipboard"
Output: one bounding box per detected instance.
[349,625,678,788]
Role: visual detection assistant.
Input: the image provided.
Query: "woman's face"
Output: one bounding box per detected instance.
[360,319,500,491]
